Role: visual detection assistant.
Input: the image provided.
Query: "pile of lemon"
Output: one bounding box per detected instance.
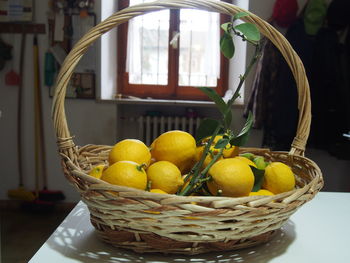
[89,130,295,197]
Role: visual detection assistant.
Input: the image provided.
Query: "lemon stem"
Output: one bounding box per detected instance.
[189,147,225,194]
[178,126,221,196]
[227,42,261,107]
[136,163,147,172]
[145,180,152,191]
[179,145,225,196]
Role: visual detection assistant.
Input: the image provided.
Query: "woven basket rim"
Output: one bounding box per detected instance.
[63,146,323,204]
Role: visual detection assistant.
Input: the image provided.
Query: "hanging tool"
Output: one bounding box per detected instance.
[33,34,65,202]
[22,35,62,212]
[7,33,36,201]
[5,34,20,86]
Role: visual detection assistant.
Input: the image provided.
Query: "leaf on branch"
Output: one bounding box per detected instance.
[230,111,253,146]
[221,22,231,33]
[251,166,265,192]
[220,32,235,59]
[234,23,261,42]
[198,87,228,115]
[195,118,222,144]
[233,11,249,20]
[214,138,229,149]
[197,87,232,128]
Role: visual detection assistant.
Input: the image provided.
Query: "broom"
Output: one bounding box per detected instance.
[7,33,36,202]
[33,35,65,202]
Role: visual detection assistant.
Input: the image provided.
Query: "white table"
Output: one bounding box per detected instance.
[30,192,350,263]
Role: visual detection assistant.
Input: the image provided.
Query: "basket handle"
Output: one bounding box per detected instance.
[52,0,311,160]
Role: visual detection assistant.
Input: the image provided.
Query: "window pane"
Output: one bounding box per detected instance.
[179,10,220,87]
[127,0,169,85]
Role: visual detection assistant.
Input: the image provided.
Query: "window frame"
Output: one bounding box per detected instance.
[117,0,230,100]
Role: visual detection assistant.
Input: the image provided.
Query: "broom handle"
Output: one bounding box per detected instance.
[17,33,26,187]
[33,35,48,190]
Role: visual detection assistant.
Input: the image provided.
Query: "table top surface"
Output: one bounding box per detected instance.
[30,192,350,263]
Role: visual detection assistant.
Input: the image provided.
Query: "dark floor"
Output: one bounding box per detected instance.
[1,202,75,263]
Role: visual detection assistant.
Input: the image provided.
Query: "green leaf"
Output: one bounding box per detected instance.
[195,118,222,143]
[214,138,229,149]
[234,23,261,42]
[230,111,253,146]
[233,11,249,20]
[198,87,228,115]
[221,22,231,33]
[197,87,232,128]
[220,32,235,59]
[251,166,265,192]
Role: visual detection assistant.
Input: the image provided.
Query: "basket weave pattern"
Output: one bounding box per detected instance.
[52,0,324,255]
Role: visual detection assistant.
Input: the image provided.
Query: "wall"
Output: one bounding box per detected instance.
[0,1,117,202]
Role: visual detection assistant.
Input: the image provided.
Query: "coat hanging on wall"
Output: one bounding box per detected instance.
[247,0,350,159]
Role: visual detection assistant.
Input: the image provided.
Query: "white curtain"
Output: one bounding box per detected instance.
[178,9,220,87]
[126,0,169,85]
[126,0,220,87]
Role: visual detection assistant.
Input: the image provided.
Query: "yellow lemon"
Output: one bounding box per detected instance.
[249,189,274,196]
[234,156,257,168]
[88,164,105,179]
[201,135,239,158]
[262,162,295,194]
[207,158,254,197]
[222,145,239,158]
[150,189,168,194]
[150,139,156,150]
[147,161,184,194]
[101,160,147,190]
[151,130,196,173]
[109,139,151,166]
[212,135,239,158]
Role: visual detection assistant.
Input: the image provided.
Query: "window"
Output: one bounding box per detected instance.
[117,0,230,100]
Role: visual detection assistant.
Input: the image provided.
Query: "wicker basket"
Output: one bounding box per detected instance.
[52,0,324,255]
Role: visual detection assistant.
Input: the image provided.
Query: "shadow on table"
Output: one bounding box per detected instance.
[46,205,296,263]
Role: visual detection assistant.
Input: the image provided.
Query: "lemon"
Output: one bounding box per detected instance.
[109,139,151,166]
[101,160,147,190]
[195,135,238,168]
[201,135,239,158]
[222,145,239,158]
[151,130,196,173]
[207,158,254,197]
[262,162,295,194]
[147,161,184,194]
[150,189,168,194]
[88,164,105,179]
[249,189,274,196]
[234,156,257,168]
[212,135,239,158]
